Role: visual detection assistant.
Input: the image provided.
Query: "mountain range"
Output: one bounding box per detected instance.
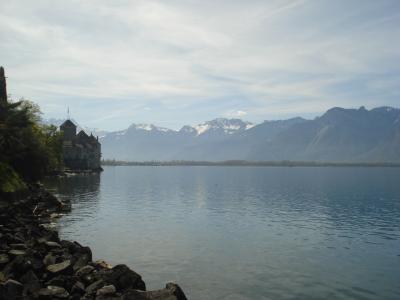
[46,106,400,162]
[97,106,400,162]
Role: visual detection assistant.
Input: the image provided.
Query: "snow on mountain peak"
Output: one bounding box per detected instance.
[129,123,175,132]
[194,123,211,135]
[193,118,254,136]
[245,123,255,130]
[136,124,153,131]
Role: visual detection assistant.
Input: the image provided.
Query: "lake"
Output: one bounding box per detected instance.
[44,166,400,300]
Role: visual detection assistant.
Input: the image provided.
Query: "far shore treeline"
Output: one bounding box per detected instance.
[101,159,400,168]
[0,98,63,194]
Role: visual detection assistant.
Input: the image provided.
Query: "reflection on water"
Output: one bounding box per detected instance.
[44,167,400,300]
[45,173,100,197]
[44,174,101,225]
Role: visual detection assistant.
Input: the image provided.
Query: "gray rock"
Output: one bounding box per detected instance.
[31,257,44,271]
[40,223,57,231]
[94,260,113,269]
[59,240,81,254]
[96,295,121,300]
[36,237,48,244]
[0,279,23,299]
[19,269,40,294]
[45,241,62,248]
[81,272,97,285]
[3,255,31,277]
[71,281,85,295]
[72,253,91,271]
[0,253,9,265]
[121,283,187,300]
[60,201,72,212]
[106,264,146,291]
[46,260,72,274]
[165,282,187,300]
[50,213,62,219]
[43,253,57,266]
[85,279,105,295]
[38,285,69,298]
[8,249,26,256]
[75,265,95,277]
[9,243,27,250]
[45,275,74,290]
[96,284,116,296]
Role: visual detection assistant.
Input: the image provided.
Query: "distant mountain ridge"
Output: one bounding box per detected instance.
[47,106,400,162]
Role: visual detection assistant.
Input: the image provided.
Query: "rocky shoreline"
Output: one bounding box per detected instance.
[0,184,187,300]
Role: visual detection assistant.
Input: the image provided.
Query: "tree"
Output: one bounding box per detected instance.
[0,98,63,183]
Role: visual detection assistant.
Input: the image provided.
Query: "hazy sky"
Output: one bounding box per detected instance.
[1,0,399,130]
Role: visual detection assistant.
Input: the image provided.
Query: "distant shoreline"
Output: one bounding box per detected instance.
[101,160,400,168]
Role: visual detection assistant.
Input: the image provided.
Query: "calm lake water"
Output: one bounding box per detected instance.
[44,166,400,300]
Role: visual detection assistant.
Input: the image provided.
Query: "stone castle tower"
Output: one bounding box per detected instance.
[60,119,102,171]
[0,66,7,104]
[60,119,77,141]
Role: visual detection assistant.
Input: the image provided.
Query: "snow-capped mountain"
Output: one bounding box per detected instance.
[179,125,197,135]
[100,118,256,160]
[128,123,175,133]
[186,118,254,136]
[45,107,400,162]
[99,107,400,162]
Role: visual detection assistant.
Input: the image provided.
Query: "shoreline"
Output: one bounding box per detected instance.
[0,184,187,299]
[101,160,400,168]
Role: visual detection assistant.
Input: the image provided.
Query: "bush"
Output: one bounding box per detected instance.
[0,162,27,193]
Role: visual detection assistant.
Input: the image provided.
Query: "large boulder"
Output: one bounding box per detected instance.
[105,264,146,292]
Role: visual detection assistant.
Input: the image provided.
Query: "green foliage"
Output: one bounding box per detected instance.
[0,98,63,185]
[0,162,26,193]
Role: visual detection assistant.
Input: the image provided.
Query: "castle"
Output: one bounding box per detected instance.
[60,120,102,171]
[1,66,101,171]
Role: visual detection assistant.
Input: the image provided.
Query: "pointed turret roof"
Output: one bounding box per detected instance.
[76,130,92,146]
[77,130,89,139]
[61,119,76,128]
[89,134,99,144]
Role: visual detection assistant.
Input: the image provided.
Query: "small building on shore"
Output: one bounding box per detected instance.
[60,120,102,171]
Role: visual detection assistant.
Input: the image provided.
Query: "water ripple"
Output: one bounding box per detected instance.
[44,166,400,300]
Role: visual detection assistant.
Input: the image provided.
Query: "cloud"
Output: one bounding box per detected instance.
[224,110,248,118]
[1,0,399,130]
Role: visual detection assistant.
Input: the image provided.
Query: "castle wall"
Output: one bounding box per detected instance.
[62,128,76,141]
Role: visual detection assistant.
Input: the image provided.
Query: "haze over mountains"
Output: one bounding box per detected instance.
[47,106,400,162]
[97,106,400,162]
